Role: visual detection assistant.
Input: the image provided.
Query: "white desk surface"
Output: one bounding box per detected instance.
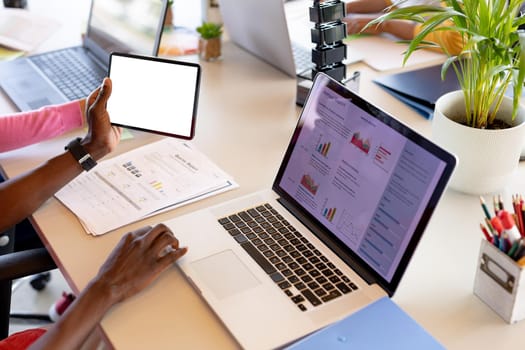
[2,1,525,349]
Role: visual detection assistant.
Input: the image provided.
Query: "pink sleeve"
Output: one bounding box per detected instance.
[0,100,83,152]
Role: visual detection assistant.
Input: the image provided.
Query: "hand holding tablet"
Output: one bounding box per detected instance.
[107,52,201,140]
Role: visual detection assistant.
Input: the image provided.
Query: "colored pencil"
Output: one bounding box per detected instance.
[480,196,492,220]
[480,223,493,243]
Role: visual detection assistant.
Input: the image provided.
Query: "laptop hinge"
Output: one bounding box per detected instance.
[83,37,110,69]
[276,196,380,289]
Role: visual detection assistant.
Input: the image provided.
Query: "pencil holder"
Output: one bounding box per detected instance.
[473,239,525,323]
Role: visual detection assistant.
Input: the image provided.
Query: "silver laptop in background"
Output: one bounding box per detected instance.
[0,0,168,111]
[218,0,314,77]
[164,73,456,350]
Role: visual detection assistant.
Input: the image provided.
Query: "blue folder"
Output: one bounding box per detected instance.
[285,297,445,350]
[373,64,520,120]
[373,64,460,120]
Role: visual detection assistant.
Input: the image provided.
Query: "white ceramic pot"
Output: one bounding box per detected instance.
[432,90,525,195]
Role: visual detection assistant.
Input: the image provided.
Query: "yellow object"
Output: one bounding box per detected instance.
[386,0,464,55]
[413,23,463,55]
[0,46,24,61]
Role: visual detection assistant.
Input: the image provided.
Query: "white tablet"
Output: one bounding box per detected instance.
[107,52,200,140]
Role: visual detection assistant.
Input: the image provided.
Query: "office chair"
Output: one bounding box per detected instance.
[0,226,56,339]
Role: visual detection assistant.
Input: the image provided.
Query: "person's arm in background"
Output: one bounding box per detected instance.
[0,77,121,232]
[29,224,188,350]
[344,0,416,38]
[345,14,417,39]
[412,22,463,55]
[344,0,463,55]
[345,0,391,13]
[0,99,88,153]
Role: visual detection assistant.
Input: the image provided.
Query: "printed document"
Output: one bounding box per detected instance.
[345,34,445,71]
[55,138,238,236]
[0,9,59,52]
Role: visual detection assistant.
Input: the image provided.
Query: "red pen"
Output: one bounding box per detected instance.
[491,216,503,236]
[498,210,522,245]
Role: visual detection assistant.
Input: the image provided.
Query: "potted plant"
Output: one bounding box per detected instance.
[366,0,525,194]
[164,0,174,29]
[196,21,223,61]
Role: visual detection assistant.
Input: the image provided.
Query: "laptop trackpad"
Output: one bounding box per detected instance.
[190,250,261,300]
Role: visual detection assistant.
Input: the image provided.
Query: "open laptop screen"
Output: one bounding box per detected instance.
[87,0,166,56]
[273,73,456,295]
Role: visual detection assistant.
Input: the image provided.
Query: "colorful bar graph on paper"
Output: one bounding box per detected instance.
[150,180,164,192]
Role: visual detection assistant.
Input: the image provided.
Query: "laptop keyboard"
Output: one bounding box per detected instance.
[30,48,105,100]
[218,203,359,312]
[292,42,314,75]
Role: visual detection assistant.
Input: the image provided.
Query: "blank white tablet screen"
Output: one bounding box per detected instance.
[107,53,200,139]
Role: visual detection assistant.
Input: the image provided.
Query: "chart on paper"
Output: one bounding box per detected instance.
[55,138,238,236]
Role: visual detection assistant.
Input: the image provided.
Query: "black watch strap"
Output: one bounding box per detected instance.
[65,138,97,171]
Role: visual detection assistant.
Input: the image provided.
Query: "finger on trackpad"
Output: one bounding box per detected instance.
[190,250,261,300]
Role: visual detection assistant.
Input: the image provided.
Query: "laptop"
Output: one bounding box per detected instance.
[164,72,456,350]
[0,0,168,111]
[218,0,315,78]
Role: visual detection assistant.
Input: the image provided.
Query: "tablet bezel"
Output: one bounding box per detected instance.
[107,52,201,140]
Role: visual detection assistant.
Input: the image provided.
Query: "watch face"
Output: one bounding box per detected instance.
[66,138,97,171]
[80,156,97,171]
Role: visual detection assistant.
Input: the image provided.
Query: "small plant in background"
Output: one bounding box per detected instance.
[163,0,174,28]
[196,22,223,39]
[196,22,223,61]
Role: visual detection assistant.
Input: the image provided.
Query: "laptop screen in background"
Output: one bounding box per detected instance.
[88,0,165,55]
[275,74,455,294]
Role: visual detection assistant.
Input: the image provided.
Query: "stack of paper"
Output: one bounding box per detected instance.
[0,9,60,52]
[345,34,446,71]
[55,138,238,236]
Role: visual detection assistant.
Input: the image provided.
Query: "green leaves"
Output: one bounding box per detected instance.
[369,0,525,128]
[196,22,223,39]
[514,31,525,119]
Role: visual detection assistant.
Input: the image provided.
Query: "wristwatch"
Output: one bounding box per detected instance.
[65,137,97,171]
